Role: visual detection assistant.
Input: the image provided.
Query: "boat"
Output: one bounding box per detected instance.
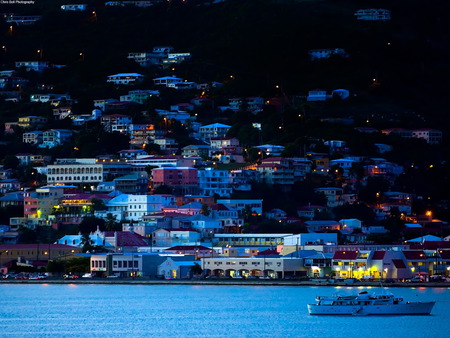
[307,290,435,315]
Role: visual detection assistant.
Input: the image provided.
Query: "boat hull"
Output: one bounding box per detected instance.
[307,302,435,315]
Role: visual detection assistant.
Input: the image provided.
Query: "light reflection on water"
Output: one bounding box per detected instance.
[1,284,449,338]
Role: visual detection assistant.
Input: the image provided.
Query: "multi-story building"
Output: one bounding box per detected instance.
[129,155,195,168]
[126,194,177,221]
[120,89,159,104]
[39,129,73,148]
[411,128,443,145]
[15,61,48,72]
[18,116,48,129]
[314,187,344,208]
[181,145,210,158]
[199,123,231,141]
[256,157,295,186]
[198,168,232,197]
[128,124,163,147]
[106,73,144,85]
[22,131,43,145]
[101,114,133,133]
[216,199,263,216]
[113,174,148,194]
[46,158,103,186]
[153,137,179,155]
[152,167,199,195]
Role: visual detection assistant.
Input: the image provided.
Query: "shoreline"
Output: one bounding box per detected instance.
[2,279,450,287]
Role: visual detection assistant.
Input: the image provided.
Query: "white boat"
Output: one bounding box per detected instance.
[307,290,435,315]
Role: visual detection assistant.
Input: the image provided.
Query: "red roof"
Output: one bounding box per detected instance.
[333,251,358,260]
[392,259,406,269]
[104,231,148,247]
[371,251,386,260]
[402,250,426,260]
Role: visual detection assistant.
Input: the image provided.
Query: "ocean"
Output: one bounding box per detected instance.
[1,284,449,337]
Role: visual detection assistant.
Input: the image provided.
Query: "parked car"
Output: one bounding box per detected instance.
[63,274,79,280]
[383,278,396,284]
[81,273,94,278]
[429,275,449,282]
[406,276,425,283]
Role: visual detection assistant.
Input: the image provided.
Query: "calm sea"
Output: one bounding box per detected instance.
[1,284,449,338]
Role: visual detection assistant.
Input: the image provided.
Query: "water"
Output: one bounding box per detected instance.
[1,284,449,338]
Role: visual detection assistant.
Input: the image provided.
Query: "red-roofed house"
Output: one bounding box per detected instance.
[105,231,149,252]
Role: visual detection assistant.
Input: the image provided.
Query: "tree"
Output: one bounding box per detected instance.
[191,262,203,276]
[80,233,94,253]
[2,155,19,169]
[200,204,211,216]
[105,213,120,231]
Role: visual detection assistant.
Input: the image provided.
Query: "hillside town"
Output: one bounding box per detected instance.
[1,1,450,282]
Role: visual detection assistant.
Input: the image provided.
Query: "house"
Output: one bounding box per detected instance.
[307,89,328,101]
[101,114,132,133]
[381,128,412,138]
[256,157,295,186]
[314,187,344,208]
[339,219,362,233]
[90,252,195,278]
[38,129,73,148]
[152,167,199,195]
[46,159,103,185]
[0,192,24,208]
[113,174,148,195]
[18,116,48,129]
[308,48,348,60]
[157,257,196,279]
[151,228,201,247]
[216,199,263,216]
[22,131,43,145]
[61,4,87,11]
[296,205,326,220]
[152,76,183,87]
[153,137,179,155]
[198,168,232,197]
[175,214,223,237]
[15,61,49,72]
[354,9,391,21]
[199,123,231,141]
[411,128,443,145]
[265,208,287,220]
[30,93,72,103]
[304,220,341,232]
[0,179,21,194]
[181,144,210,158]
[107,73,144,85]
[120,89,159,104]
[118,149,148,159]
[253,144,285,156]
[168,81,198,90]
[128,124,162,147]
